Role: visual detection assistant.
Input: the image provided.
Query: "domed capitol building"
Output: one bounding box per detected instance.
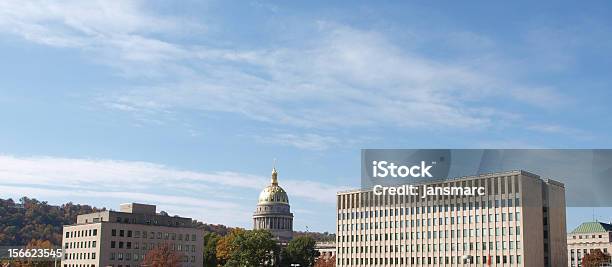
[253,167,294,241]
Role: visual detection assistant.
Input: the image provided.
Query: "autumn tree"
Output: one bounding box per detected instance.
[5,239,56,267]
[314,255,336,267]
[216,228,245,266]
[142,243,184,267]
[0,197,104,246]
[582,249,611,267]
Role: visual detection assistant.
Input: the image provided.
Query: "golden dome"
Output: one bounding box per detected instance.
[258,167,289,204]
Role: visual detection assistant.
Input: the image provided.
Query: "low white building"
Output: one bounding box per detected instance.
[568,221,612,267]
[61,203,203,267]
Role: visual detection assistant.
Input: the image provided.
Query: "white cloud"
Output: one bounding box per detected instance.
[0,154,345,226]
[526,124,593,139]
[0,1,581,146]
[255,133,340,151]
[0,0,179,42]
[0,154,342,200]
[0,0,194,78]
[96,23,569,133]
[0,154,261,189]
[0,184,252,226]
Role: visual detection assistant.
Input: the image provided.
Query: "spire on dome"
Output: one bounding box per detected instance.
[271,158,279,185]
[271,167,278,185]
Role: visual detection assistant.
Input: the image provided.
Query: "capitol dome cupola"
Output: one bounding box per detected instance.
[253,166,294,241]
[258,167,289,204]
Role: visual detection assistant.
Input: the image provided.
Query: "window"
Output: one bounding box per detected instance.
[112,229,117,236]
[111,241,116,248]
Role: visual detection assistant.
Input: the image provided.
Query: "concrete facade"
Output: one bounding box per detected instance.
[336,170,567,266]
[61,203,202,267]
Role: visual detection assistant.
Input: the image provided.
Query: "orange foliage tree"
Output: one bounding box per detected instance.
[314,255,336,267]
[582,249,611,267]
[142,243,184,267]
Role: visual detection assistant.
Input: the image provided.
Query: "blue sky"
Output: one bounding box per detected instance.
[1,0,612,232]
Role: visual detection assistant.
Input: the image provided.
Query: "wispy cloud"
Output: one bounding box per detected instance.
[254,133,340,151]
[0,184,251,227]
[0,1,587,148]
[0,154,344,226]
[0,0,196,77]
[98,23,567,131]
[526,124,593,140]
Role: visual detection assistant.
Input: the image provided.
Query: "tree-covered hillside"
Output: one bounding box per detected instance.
[0,197,104,245]
[0,197,335,247]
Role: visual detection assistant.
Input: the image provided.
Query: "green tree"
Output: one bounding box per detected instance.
[203,232,220,267]
[226,229,279,267]
[281,236,319,267]
[582,249,611,267]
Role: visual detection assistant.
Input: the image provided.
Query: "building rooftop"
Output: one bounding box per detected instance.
[73,203,194,227]
[571,221,612,234]
[338,169,562,194]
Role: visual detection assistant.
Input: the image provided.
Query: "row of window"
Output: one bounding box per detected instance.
[110,252,143,261]
[114,216,186,227]
[338,226,522,243]
[339,198,521,220]
[572,234,606,239]
[64,252,96,260]
[65,240,97,249]
[339,212,521,232]
[65,229,98,239]
[109,252,196,263]
[111,229,196,242]
[338,240,523,254]
[110,240,196,253]
[338,254,523,266]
